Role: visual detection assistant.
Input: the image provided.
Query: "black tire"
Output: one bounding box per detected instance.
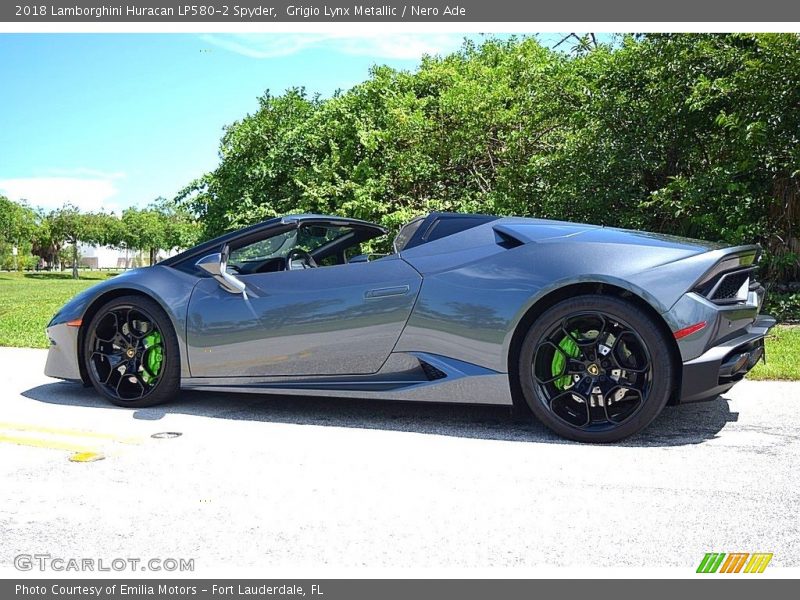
[517,295,673,443]
[83,295,180,408]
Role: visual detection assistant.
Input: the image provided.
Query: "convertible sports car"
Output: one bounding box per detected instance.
[45,212,774,442]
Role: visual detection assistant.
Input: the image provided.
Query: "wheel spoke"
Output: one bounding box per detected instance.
[566,359,584,373]
[584,378,611,423]
[114,372,126,396]
[571,374,593,396]
[595,329,619,362]
[609,367,647,390]
[130,373,148,398]
[91,350,125,369]
[122,309,137,343]
[616,363,649,375]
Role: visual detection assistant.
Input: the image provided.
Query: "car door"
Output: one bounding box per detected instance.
[186,243,422,378]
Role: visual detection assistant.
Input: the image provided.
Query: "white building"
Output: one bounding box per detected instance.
[77,244,179,269]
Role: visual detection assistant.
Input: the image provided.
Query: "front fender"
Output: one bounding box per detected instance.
[46,267,200,379]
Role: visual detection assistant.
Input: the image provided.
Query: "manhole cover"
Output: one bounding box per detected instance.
[151,432,182,439]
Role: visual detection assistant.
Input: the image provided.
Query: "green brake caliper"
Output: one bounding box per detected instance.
[141,331,163,384]
[552,331,580,391]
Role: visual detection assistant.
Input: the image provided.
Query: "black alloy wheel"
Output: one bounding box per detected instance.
[518,295,674,443]
[84,295,180,408]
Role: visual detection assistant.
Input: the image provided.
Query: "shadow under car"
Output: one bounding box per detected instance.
[21,381,739,447]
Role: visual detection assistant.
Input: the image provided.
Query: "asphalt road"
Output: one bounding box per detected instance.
[1,347,798,574]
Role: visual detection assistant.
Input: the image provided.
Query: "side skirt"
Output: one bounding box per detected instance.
[181,352,514,406]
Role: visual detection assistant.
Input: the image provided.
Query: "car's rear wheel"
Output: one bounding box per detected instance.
[518,295,674,443]
[83,295,180,408]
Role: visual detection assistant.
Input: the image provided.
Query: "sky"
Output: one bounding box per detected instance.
[0,33,589,214]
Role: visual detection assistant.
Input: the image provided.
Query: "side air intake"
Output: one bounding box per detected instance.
[419,360,447,381]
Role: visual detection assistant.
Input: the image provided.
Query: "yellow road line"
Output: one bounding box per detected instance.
[0,433,106,462]
[0,432,98,453]
[0,421,141,445]
[69,451,105,463]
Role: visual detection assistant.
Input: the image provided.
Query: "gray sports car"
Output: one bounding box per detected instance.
[45,212,774,442]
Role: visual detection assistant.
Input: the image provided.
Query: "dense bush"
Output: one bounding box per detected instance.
[180,33,800,282]
[0,242,37,271]
[763,291,800,323]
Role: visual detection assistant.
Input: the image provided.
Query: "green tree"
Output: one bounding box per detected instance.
[121,208,165,266]
[49,204,112,278]
[31,211,62,271]
[152,197,200,254]
[0,196,37,270]
[120,199,198,266]
[545,34,800,280]
[180,34,800,281]
[177,37,598,243]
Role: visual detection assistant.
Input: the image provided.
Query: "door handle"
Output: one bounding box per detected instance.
[364,285,410,299]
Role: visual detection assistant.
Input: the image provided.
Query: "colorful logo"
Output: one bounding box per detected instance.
[697,552,773,573]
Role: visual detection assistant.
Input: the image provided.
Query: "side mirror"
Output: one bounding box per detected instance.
[196,249,246,295]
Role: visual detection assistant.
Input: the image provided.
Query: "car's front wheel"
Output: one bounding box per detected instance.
[83,295,180,408]
[518,295,674,443]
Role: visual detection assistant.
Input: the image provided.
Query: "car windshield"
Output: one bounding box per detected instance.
[228,225,357,269]
[229,230,297,265]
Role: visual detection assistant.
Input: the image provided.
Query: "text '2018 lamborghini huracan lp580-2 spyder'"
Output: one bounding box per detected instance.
[45,212,774,442]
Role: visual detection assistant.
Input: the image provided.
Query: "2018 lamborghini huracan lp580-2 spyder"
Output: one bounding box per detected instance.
[45,212,775,442]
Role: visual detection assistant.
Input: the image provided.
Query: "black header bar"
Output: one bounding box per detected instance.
[3,579,797,600]
[3,0,800,22]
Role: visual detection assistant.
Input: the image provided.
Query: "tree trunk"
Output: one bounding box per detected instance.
[150,247,157,266]
[72,241,78,279]
[769,177,800,282]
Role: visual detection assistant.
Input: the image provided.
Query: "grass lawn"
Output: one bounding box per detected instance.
[0,270,798,380]
[748,325,800,381]
[0,271,115,348]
